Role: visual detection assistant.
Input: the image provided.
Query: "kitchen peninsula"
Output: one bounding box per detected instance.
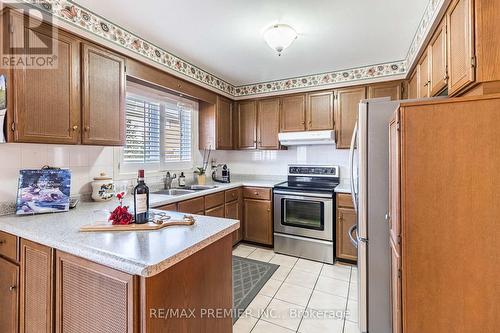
[0,190,241,333]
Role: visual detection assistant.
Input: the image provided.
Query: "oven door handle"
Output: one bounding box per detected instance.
[348,224,358,248]
[273,190,333,199]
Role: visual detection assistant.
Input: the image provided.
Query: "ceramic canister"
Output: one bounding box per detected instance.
[91,173,114,202]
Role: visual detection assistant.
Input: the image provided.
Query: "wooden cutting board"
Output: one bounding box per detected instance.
[79,218,195,232]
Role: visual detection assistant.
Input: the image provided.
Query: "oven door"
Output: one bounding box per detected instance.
[274,190,333,241]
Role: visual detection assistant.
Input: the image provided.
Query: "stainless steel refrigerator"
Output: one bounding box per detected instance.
[348,97,397,333]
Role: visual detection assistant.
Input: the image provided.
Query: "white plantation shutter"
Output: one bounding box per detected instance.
[124,97,161,162]
[123,85,194,169]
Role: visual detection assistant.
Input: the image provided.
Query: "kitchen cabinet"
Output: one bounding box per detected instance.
[0,257,19,333]
[428,20,448,96]
[389,96,500,333]
[334,87,366,149]
[336,193,357,262]
[81,43,126,146]
[178,197,205,215]
[418,53,430,98]
[19,240,53,333]
[367,81,403,100]
[257,98,280,149]
[55,251,135,333]
[205,205,225,218]
[157,203,177,211]
[199,95,233,150]
[10,17,81,144]
[306,91,334,130]
[407,70,418,99]
[225,200,242,245]
[0,230,19,262]
[237,100,258,149]
[280,94,306,132]
[204,191,225,210]
[243,187,273,246]
[446,0,475,95]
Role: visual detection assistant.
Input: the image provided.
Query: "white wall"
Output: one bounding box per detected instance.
[209,145,349,178]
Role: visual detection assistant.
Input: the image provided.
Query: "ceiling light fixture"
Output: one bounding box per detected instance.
[263,24,298,56]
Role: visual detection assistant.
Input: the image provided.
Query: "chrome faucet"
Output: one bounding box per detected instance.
[164,171,177,189]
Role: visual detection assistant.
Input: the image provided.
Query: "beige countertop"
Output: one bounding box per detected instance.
[0,176,284,277]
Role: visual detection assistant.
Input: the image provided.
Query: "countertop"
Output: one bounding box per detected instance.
[0,176,284,277]
[334,180,352,194]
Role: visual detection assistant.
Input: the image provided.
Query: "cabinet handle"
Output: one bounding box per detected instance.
[254,192,259,195]
[9,285,17,291]
[267,208,271,212]
[84,126,90,132]
[72,125,78,131]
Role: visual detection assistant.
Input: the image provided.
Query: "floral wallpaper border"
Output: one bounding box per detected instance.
[19,0,441,97]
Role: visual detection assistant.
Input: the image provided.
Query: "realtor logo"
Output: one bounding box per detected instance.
[1,1,58,69]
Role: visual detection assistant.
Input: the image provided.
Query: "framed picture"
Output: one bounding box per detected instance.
[16,169,72,215]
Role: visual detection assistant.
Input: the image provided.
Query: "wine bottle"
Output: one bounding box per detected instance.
[133,169,149,224]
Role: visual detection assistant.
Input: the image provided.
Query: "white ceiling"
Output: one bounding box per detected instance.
[76,0,429,86]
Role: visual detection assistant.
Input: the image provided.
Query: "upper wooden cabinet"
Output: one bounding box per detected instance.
[199,96,233,150]
[81,43,125,146]
[306,91,334,130]
[334,87,366,149]
[428,21,448,96]
[368,81,403,100]
[280,94,306,132]
[10,18,81,144]
[447,0,475,95]
[237,100,257,149]
[257,98,280,149]
[407,70,418,99]
[418,53,430,98]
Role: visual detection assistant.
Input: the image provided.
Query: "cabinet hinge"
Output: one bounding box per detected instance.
[398,269,402,278]
[397,235,401,244]
[471,56,476,68]
[396,122,401,131]
[9,23,14,34]
[10,122,16,132]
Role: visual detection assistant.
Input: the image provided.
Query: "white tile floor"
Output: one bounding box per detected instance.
[233,244,361,333]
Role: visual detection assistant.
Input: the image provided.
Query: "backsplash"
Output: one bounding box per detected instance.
[209,145,349,179]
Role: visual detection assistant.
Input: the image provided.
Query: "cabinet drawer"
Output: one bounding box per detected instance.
[157,203,177,212]
[243,187,271,200]
[178,197,205,214]
[337,193,354,208]
[205,192,225,210]
[225,188,241,203]
[205,205,225,218]
[0,231,18,262]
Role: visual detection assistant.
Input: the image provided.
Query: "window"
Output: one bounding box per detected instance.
[120,81,196,174]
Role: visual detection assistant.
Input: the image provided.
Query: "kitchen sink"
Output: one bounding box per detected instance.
[187,185,218,191]
[153,189,196,196]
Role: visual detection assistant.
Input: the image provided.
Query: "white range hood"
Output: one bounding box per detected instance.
[278,130,336,146]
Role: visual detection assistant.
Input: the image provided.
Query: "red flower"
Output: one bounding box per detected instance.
[116,192,125,200]
[109,205,133,225]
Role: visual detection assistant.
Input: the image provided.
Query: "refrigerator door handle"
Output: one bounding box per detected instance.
[349,121,358,213]
[348,224,358,248]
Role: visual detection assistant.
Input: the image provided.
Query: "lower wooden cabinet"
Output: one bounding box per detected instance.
[178,197,205,214]
[336,193,357,262]
[390,239,402,333]
[243,198,272,246]
[0,257,19,333]
[205,205,225,218]
[225,200,242,245]
[20,240,54,333]
[55,251,136,333]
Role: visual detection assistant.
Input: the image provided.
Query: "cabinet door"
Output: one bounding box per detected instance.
[429,21,448,96]
[55,251,135,333]
[216,96,233,149]
[418,53,430,98]
[306,91,334,130]
[225,200,242,245]
[336,207,357,261]
[280,94,306,132]
[243,199,272,245]
[367,82,402,100]
[0,257,19,333]
[334,87,366,149]
[388,112,401,251]
[20,240,53,333]
[82,43,125,146]
[447,0,475,95]
[205,205,225,218]
[390,240,402,333]
[257,98,280,149]
[12,22,81,144]
[407,70,419,99]
[237,100,257,149]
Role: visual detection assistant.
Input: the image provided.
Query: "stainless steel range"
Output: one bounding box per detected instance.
[273,164,339,264]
